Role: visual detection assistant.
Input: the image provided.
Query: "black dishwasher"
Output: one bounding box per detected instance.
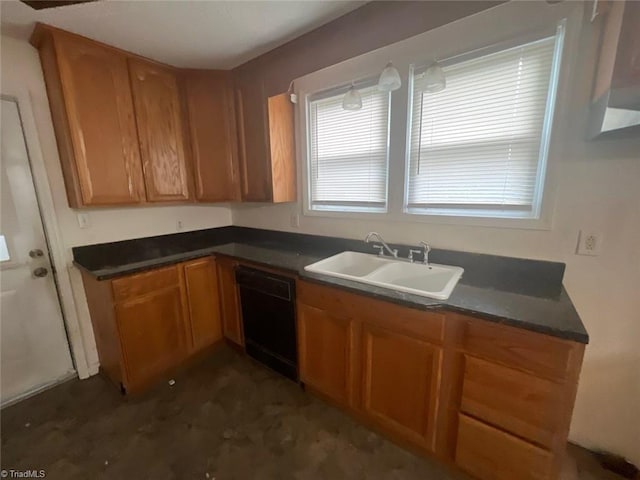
[235,266,298,381]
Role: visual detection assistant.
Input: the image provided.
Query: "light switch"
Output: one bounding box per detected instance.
[77,213,91,229]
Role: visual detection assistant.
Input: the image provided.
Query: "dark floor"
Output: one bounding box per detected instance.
[1,347,625,480]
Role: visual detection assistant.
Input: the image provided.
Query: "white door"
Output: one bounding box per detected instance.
[0,97,75,406]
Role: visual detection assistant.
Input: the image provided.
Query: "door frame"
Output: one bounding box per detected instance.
[1,91,91,379]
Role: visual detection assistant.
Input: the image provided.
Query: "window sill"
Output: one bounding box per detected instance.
[301,207,552,231]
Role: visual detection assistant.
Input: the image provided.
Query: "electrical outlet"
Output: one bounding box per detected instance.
[176,220,184,231]
[77,213,91,229]
[576,230,603,256]
[290,214,300,228]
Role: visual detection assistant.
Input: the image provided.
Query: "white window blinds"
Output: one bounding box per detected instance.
[406,33,562,218]
[308,83,390,212]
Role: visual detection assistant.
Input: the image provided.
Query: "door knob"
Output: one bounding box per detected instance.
[29,249,44,258]
[33,267,48,278]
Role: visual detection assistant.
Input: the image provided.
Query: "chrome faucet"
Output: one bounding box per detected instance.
[365,232,398,258]
[408,241,432,265]
[420,241,431,266]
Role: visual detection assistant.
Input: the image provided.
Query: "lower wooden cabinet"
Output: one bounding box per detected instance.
[297,303,355,407]
[81,257,223,394]
[183,257,223,352]
[452,316,585,480]
[216,256,243,346]
[296,281,585,480]
[360,324,441,451]
[115,277,188,388]
[82,264,585,480]
[297,280,444,454]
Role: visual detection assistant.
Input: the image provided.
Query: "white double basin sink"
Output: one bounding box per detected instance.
[304,251,464,300]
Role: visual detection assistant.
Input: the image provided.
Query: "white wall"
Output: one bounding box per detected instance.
[1,35,233,375]
[232,4,640,465]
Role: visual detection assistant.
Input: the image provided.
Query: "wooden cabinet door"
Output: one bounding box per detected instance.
[183,257,223,351]
[53,34,145,206]
[298,303,355,407]
[234,70,272,201]
[267,93,296,203]
[115,282,188,389]
[184,70,240,202]
[360,324,441,450]
[216,257,243,345]
[129,59,191,202]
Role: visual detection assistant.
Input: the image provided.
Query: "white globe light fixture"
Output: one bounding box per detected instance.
[342,83,363,110]
[378,62,402,92]
[422,61,446,93]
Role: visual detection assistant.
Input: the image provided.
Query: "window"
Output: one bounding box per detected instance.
[307,81,391,212]
[406,29,564,219]
[0,235,9,262]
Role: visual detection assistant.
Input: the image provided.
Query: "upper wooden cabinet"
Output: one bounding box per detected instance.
[128,59,192,202]
[33,24,296,207]
[31,24,250,208]
[234,69,296,203]
[183,70,240,202]
[32,27,145,207]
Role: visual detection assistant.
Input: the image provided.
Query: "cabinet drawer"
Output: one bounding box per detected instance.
[297,280,355,318]
[461,356,563,448]
[456,414,554,480]
[112,265,181,302]
[463,318,577,380]
[297,280,444,343]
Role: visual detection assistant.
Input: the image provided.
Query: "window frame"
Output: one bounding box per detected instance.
[403,23,566,221]
[304,77,392,214]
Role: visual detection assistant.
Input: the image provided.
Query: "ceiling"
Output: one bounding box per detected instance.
[0,0,365,68]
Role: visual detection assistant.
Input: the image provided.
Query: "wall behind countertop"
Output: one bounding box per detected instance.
[232,1,640,465]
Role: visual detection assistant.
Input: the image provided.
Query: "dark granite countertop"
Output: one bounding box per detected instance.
[73,227,588,344]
